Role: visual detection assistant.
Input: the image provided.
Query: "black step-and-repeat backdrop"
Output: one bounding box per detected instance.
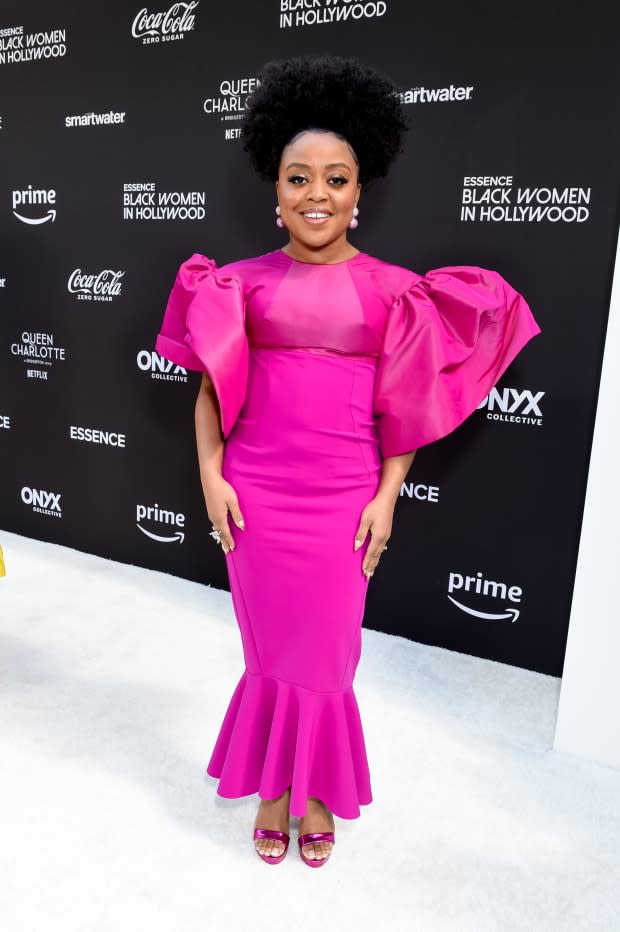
[1,2,619,677]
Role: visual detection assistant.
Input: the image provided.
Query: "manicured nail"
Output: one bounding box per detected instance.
[238,519,245,529]
[354,540,361,551]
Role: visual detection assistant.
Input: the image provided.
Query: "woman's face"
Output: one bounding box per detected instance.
[275,130,361,252]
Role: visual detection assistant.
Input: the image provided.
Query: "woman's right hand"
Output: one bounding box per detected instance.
[202,472,245,554]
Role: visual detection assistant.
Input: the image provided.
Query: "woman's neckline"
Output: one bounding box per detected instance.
[277,248,366,266]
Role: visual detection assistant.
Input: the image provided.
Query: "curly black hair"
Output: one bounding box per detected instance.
[241,54,409,187]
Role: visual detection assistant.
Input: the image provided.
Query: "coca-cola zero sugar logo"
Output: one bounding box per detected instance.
[131,1,199,44]
[68,268,125,302]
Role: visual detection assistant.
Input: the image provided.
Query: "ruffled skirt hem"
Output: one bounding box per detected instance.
[205,669,373,820]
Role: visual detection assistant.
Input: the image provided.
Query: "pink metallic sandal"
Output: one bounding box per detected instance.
[298,831,335,868]
[253,828,290,865]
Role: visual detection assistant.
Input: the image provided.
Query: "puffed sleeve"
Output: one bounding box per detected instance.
[373,266,542,457]
[155,253,249,439]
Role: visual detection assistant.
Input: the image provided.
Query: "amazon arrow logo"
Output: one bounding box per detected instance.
[447,571,523,623]
[137,524,185,544]
[13,208,56,224]
[136,502,186,545]
[12,186,57,224]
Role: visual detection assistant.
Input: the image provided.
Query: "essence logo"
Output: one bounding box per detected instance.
[447,571,522,623]
[123,182,206,221]
[131,1,199,44]
[478,386,544,427]
[137,350,188,382]
[400,482,439,503]
[136,503,185,543]
[21,486,63,518]
[69,426,126,447]
[279,0,388,29]
[12,186,56,224]
[0,26,67,66]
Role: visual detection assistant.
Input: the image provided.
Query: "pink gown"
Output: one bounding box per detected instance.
[155,247,541,819]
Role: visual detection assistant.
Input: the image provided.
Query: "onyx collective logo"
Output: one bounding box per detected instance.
[478,386,544,428]
[21,486,63,518]
[137,350,188,382]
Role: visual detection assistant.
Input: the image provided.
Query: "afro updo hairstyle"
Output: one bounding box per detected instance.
[241,54,409,188]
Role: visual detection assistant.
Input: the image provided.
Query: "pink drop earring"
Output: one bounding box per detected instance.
[275,205,285,228]
[349,207,359,230]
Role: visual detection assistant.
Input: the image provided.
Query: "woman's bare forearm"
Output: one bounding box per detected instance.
[194,373,225,481]
[376,450,416,503]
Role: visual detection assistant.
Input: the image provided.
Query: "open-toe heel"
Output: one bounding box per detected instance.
[298,831,335,868]
[253,828,290,865]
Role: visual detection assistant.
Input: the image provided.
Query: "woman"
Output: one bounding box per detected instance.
[155,55,542,868]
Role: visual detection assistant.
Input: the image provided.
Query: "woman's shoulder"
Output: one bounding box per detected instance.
[352,251,422,304]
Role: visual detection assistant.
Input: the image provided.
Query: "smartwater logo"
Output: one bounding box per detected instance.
[399,84,474,105]
[137,350,188,382]
[21,486,63,518]
[65,110,126,128]
[131,2,199,44]
[12,186,56,224]
[68,268,124,301]
[478,386,544,427]
[136,503,185,543]
[447,571,522,623]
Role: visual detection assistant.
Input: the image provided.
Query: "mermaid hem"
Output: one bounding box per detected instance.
[205,669,373,820]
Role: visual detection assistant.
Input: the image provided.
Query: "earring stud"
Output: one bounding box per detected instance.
[275,205,285,228]
[349,206,359,230]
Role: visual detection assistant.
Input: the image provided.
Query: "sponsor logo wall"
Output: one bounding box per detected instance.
[1,0,618,676]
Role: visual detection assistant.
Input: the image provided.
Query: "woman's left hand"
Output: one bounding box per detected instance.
[353,492,396,578]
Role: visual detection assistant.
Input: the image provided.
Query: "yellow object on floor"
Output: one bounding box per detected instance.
[0,544,6,577]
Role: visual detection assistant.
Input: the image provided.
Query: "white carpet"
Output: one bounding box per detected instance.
[0,528,618,932]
